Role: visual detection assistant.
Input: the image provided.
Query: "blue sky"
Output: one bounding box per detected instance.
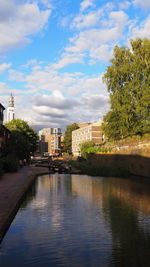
[0,0,150,131]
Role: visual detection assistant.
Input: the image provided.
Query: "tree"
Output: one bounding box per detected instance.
[64,123,79,153]
[80,141,95,158]
[103,38,150,140]
[5,119,38,159]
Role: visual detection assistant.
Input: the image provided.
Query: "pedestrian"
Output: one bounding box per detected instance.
[19,159,23,168]
[48,161,51,172]
[23,158,27,166]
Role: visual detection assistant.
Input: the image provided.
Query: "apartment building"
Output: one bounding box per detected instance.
[39,128,61,156]
[72,121,103,156]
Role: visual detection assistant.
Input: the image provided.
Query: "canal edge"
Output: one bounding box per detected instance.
[0,166,49,242]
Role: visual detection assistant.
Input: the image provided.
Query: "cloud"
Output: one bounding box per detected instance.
[32,105,65,117]
[131,15,150,39]
[71,10,102,29]
[65,11,128,64]
[29,92,109,130]
[52,53,84,69]
[80,0,95,12]
[119,1,131,9]
[6,64,108,130]
[0,62,11,74]
[133,0,150,9]
[32,91,79,110]
[0,0,51,53]
[9,69,26,81]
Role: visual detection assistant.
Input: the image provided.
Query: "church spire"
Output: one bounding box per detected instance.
[8,93,14,108]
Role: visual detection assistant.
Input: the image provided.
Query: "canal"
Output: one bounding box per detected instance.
[1,174,150,266]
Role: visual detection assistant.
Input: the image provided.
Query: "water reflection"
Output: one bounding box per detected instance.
[1,174,150,266]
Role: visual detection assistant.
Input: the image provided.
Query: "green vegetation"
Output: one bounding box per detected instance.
[103,38,150,141]
[4,119,38,160]
[69,160,129,177]
[1,155,18,173]
[80,141,113,158]
[80,141,95,158]
[64,123,79,153]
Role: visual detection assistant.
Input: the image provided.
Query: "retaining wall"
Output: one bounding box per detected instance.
[87,142,150,178]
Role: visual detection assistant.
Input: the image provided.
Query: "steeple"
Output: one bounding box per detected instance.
[8,93,14,108]
[7,93,15,122]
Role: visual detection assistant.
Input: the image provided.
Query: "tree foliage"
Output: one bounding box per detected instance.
[64,123,79,153]
[103,38,150,140]
[5,119,38,159]
[80,141,95,158]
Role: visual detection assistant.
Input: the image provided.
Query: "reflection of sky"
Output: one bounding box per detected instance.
[0,174,112,266]
[1,174,150,266]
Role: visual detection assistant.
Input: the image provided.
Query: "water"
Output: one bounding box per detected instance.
[1,174,150,267]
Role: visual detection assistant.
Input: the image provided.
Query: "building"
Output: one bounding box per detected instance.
[39,128,62,156]
[72,121,103,156]
[7,93,15,122]
[0,103,10,155]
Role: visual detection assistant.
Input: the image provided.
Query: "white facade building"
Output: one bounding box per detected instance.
[7,93,15,122]
[72,121,103,156]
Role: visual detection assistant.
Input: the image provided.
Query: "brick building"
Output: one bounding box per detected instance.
[0,103,10,155]
[38,128,62,156]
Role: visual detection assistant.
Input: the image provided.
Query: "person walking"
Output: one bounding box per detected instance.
[19,159,23,168]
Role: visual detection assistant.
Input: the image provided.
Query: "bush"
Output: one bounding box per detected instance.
[0,160,4,177]
[2,155,18,173]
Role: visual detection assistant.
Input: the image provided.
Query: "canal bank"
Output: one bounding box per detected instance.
[0,166,48,241]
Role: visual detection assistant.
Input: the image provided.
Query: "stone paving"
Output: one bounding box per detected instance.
[0,165,48,241]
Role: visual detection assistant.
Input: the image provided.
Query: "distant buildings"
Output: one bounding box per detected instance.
[72,121,103,156]
[0,103,10,155]
[7,93,15,122]
[38,128,62,156]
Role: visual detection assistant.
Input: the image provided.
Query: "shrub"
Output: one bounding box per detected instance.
[0,160,4,177]
[2,155,18,173]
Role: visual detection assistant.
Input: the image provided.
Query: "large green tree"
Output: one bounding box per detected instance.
[103,38,150,140]
[5,119,38,159]
[64,123,79,153]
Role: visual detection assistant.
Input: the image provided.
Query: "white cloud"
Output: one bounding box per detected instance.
[131,16,150,39]
[119,1,131,9]
[9,70,26,82]
[52,53,84,69]
[0,62,11,74]
[6,63,108,129]
[80,0,95,12]
[109,11,128,28]
[0,0,51,53]
[89,44,113,62]
[133,0,150,9]
[66,28,121,53]
[64,11,128,64]
[71,10,102,29]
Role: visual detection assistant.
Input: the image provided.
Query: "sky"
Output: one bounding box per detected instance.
[0,0,150,132]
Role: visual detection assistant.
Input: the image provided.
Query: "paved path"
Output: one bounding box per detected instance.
[0,165,48,241]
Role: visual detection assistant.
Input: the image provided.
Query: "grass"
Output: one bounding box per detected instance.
[69,160,129,177]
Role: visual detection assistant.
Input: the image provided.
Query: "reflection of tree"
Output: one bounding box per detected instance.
[103,185,150,267]
[21,179,38,209]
